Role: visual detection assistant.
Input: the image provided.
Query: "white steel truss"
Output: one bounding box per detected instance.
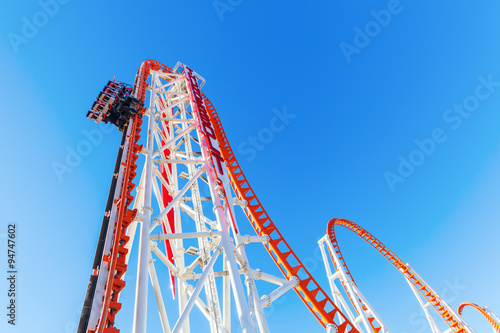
[397,265,476,333]
[318,235,389,333]
[125,65,298,333]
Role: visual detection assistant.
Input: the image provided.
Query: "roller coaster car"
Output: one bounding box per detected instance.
[86,110,103,123]
[86,80,142,131]
[98,92,116,104]
[92,100,111,113]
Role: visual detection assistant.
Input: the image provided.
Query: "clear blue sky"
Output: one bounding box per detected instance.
[1,1,500,332]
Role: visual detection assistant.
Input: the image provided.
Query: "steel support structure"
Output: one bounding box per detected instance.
[318,236,388,333]
[124,63,298,333]
[79,59,496,333]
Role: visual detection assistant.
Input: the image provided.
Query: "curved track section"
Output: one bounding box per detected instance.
[327,218,467,333]
[458,302,500,332]
[204,97,357,332]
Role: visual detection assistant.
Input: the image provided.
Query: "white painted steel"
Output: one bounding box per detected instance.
[250,269,287,286]
[149,166,206,233]
[171,248,222,333]
[318,238,359,330]
[259,277,299,308]
[132,72,158,333]
[319,235,389,333]
[405,277,440,333]
[151,231,222,241]
[403,264,476,333]
[223,253,231,333]
[326,324,338,333]
[149,254,172,333]
[122,64,298,333]
[485,307,500,326]
[241,235,269,244]
[154,123,196,157]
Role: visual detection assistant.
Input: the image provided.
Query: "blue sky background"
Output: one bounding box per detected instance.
[1,0,500,332]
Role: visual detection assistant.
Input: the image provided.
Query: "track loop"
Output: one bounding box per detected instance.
[458,302,500,332]
[328,218,468,333]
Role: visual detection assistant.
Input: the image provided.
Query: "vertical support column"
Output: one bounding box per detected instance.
[223,254,231,332]
[148,253,172,333]
[408,265,476,333]
[318,237,361,332]
[182,64,254,333]
[171,95,190,333]
[224,185,269,333]
[132,73,157,333]
[323,237,372,333]
[212,197,255,333]
[248,279,270,333]
[405,278,440,333]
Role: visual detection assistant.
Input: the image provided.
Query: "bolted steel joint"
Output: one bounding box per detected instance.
[212,205,224,214]
[260,295,272,308]
[326,324,338,333]
[289,276,300,288]
[151,217,160,226]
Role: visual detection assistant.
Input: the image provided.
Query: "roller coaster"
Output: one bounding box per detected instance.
[77,60,499,333]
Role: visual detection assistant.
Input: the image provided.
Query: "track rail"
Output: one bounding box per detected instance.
[93,114,142,333]
[327,218,467,333]
[204,96,357,332]
[78,127,128,333]
[80,60,169,333]
[458,302,500,332]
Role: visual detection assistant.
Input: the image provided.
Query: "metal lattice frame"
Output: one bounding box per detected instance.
[130,64,288,333]
[121,60,361,333]
[318,236,388,333]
